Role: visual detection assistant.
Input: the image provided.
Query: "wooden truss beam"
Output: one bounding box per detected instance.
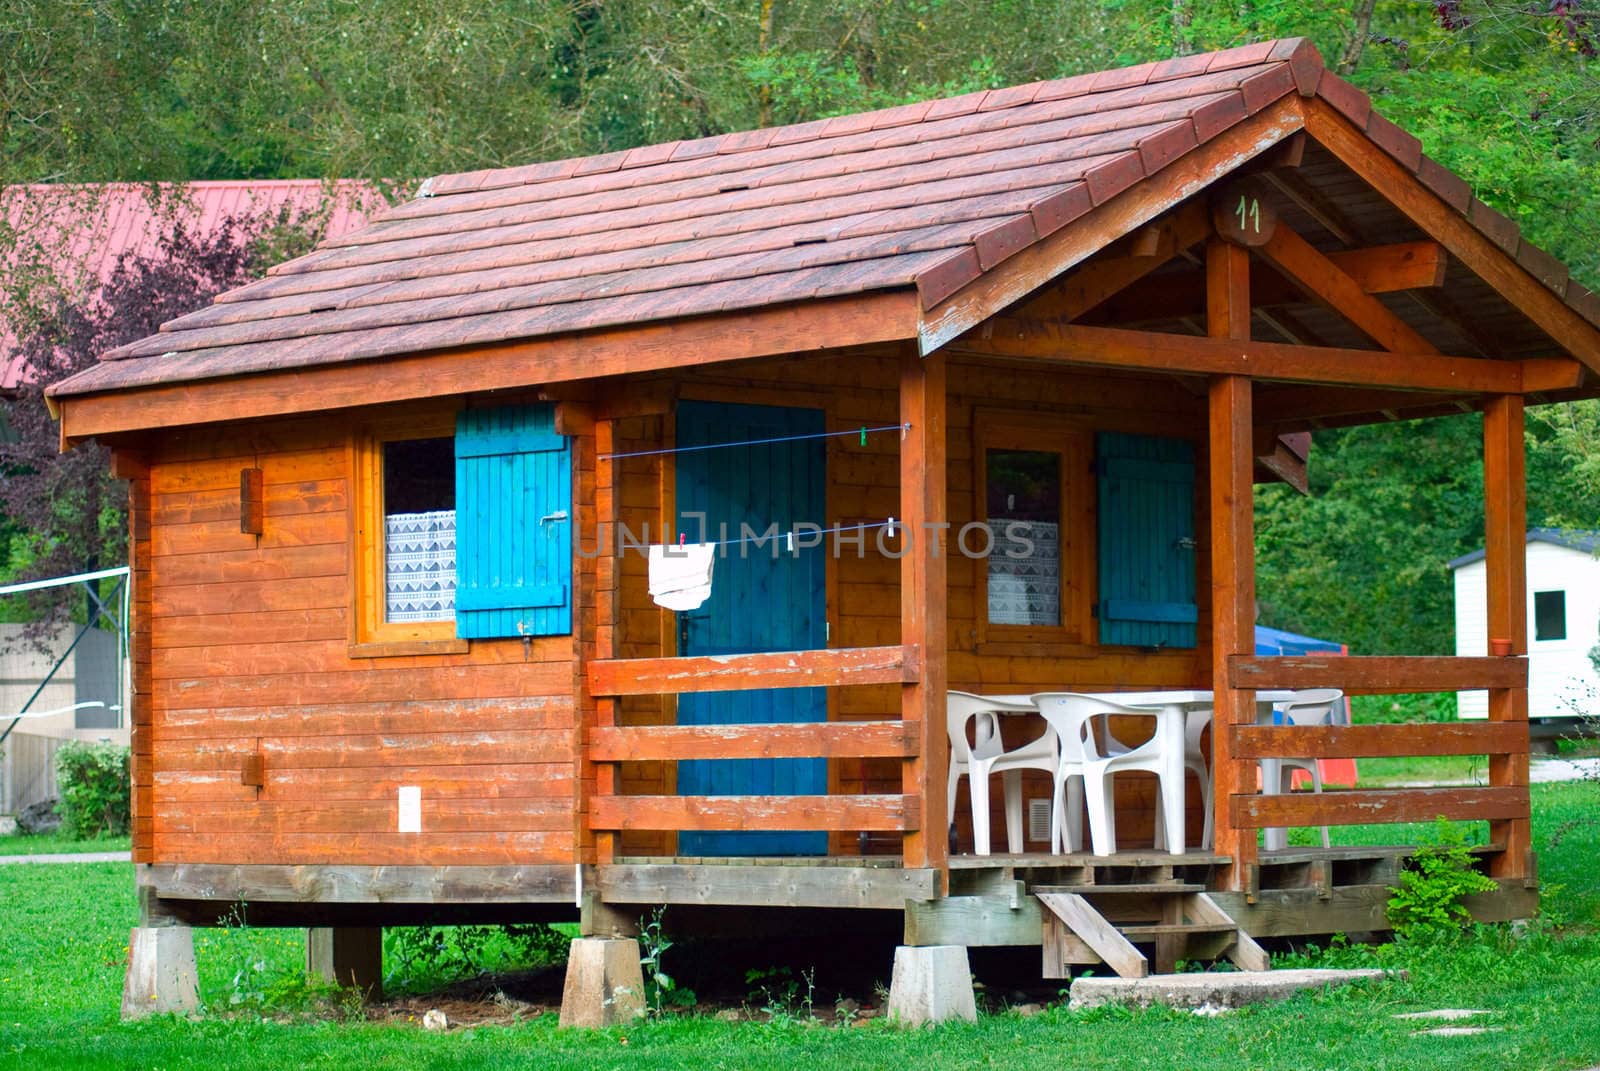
[1090,241,1445,325]
[959,321,1579,394]
[1254,223,1439,354]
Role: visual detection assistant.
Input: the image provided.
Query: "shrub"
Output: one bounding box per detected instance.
[1387,817,1498,938]
[53,740,130,839]
[383,924,569,993]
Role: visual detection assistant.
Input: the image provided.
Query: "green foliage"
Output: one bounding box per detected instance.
[744,965,815,1020]
[213,901,354,1014]
[1387,818,1500,938]
[382,924,569,993]
[638,907,696,1013]
[51,739,129,839]
[5,787,1600,1071]
[1350,692,1458,724]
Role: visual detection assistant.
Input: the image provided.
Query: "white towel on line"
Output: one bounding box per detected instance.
[648,543,716,611]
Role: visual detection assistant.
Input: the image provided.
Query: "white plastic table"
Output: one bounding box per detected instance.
[980,690,1296,855]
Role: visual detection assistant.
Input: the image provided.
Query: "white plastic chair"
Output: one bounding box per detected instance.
[1182,708,1214,850]
[1091,709,1213,850]
[946,692,1058,855]
[1259,688,1344,850]
[1032,693,1187,857]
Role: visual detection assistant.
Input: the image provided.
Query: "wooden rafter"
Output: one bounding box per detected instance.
[1306,98,1600,373]
[1015,200,1211,322]
[1260,167,1363,246]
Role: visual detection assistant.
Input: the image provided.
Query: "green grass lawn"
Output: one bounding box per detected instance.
[2,784,1599,1070]
[0,831,132,856]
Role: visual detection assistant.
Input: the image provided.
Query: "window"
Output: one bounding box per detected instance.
[352,403,573,653]
[382,436,457,624]
[987,449,1062,627]
[975,413,1199,652]
[1535,590,1567,642]
[975,413,1091,644]
[353,413,460,650]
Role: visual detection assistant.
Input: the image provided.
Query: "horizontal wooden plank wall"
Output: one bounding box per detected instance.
[144,414,578,867]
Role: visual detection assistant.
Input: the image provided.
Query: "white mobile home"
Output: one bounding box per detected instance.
[1452,530,1600,721]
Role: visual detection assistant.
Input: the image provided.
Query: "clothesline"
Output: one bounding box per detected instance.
[599,423,910,461]
[670,519,898,550]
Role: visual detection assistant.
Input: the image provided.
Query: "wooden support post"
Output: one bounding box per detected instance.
[1206,236,1257,892]
[591,419,620,865]
[900,346,948,876]
[306,927,383,999]
[1483,394,1531,879]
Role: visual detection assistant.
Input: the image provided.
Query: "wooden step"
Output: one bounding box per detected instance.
[1033,882,1206,895]
[1038,889,1272,980]
[1119,922,1238,938]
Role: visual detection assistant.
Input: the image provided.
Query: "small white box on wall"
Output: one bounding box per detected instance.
[397,785,422,833]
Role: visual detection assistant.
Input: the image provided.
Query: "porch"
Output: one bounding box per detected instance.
[573,346,1535,908]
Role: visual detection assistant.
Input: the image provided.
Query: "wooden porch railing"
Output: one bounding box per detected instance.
[1219,654,1533,875]
[585,644,928,861]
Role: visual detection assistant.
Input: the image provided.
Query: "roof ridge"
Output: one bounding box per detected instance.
[420,38,1316,200]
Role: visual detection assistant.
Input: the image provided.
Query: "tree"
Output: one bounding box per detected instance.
[0,205,316,631]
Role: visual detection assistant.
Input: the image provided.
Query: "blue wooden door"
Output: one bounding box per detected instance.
[1096,432,1199,648]
[675,400,827,856]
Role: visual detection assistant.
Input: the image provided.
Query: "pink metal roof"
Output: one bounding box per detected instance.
[3,180,380,389]
[46,39,1600,399]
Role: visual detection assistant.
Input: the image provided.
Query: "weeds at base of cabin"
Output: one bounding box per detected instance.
[206,900,358,1019]
[1386,818,1498,939]
[638,907,696,1014]
[744,965,815,1022]
[383,923,569,994]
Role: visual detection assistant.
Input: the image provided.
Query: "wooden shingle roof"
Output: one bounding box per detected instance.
[48,38,1600,400]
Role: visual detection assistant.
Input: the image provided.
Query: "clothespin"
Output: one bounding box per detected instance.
[786,529,795,552]
[887,516,896,537]
[901,423,910,441]
[859,426,867,447]
[679,532,686,546]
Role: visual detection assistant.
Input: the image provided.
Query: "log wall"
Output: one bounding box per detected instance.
[143,415,577,866]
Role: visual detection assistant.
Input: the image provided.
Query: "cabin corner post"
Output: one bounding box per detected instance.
[585,417,620,866]
[1483,394,1531,879]
[1206,235,1257,892]
[900,346,949,875]
[112,448,154,864]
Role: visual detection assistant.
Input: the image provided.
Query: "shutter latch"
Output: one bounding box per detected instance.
[1174,536,1197,551]
[540,510,569,526]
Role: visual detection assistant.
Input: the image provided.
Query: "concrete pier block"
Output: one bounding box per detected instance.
[121,926,200,1019]
[887,945,977,1026]
[307,927,383,999]
[558,937,646,1028]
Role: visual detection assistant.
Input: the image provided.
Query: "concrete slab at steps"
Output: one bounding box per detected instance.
[1069,968,1395,1010]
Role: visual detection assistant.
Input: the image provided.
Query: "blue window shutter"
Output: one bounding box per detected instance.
[454,405,571,638]
[1096,432,1198,648]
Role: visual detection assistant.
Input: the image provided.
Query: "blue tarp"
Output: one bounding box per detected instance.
[1255,624,1347,656]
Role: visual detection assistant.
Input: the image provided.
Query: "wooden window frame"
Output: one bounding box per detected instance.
[973,409,1095,650]
[349,410,468,657]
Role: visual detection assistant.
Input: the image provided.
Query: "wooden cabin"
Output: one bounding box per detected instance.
[49,38,1593,1017]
